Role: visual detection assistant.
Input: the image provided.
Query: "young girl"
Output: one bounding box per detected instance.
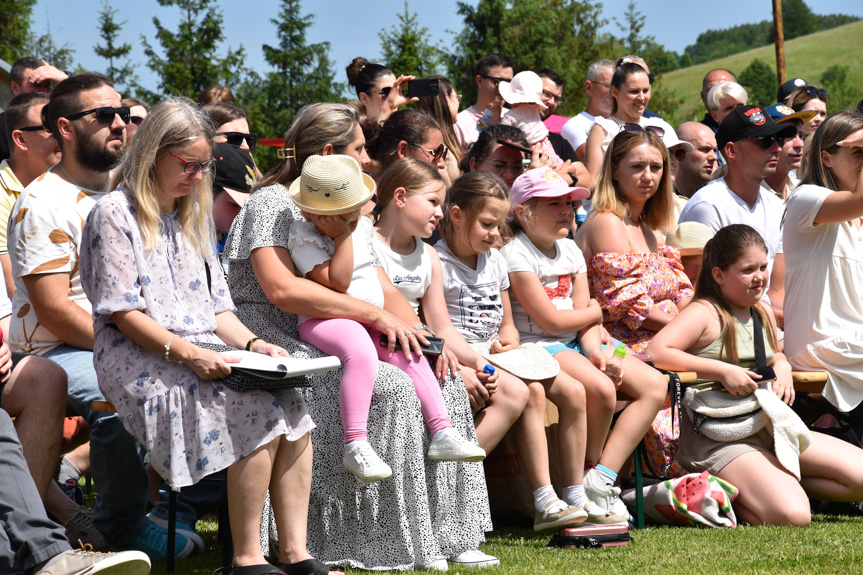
[434,171,625,529]
[498,71,564,170]
[287,154,485,483]
[647,224,863,525]
[502,167,667,521]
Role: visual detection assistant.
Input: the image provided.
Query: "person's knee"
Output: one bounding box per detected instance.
[769,505,811,527]
[551,376,586,414]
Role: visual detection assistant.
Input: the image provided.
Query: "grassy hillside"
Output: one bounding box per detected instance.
[657,20,863,126]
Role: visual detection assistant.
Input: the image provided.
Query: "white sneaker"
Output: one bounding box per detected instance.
[417,557,449,571]
[343,441,392,483]
[448,549,500,568]
[36,548,151,574]
[427,428,486,462]
[583,469,632,521]
[581,500,629,526]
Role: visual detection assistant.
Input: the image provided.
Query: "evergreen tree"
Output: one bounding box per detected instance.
[738,59,777,109]
[94,1,137,92]
[140,0,246,102]
[240,0,343,172]
[0,0,36,63]
[820,65,857,115]
[27,16,76,72]
[379,1,442,77]
[782,0,818,39]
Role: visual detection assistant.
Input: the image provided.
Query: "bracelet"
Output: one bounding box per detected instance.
[164,334,179,361]
[413,324,435,337]
[246,337,263,351]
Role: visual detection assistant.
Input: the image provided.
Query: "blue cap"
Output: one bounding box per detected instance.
[483,365,496,375]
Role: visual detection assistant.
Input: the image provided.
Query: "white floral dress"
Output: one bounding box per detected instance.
[80,189,314,489]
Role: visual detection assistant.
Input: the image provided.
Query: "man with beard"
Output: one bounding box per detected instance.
[7,73,195,561]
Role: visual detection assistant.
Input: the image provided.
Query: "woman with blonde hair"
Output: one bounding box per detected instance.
[80,97,323,575]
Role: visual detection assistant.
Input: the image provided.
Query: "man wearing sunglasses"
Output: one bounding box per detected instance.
[8,73,193,560]
[679,105,797,325]
[0,92,61,296]
[455,53,514,151]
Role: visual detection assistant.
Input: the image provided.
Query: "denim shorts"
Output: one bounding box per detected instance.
[544,337,624,357]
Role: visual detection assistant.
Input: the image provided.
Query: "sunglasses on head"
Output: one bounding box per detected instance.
[65,106,131,125]
[800,85,829,101]
[216,131,258,151]
[480,74,510,87]
[753,135,787,149]
[620,123,665,138]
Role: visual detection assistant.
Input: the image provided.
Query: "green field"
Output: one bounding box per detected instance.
[656,20,863,126]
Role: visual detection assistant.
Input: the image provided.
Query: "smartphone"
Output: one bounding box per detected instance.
[379,334,445,356]
[406,77,440,99]
[496,138,533,155]
[752,365,776,382]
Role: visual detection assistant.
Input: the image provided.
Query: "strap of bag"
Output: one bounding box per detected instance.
[749,307,766,369]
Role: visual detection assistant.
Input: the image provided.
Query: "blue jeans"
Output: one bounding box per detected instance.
[44,344,149,547]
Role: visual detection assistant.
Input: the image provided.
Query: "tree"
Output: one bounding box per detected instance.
[738,59,777,109]
[379,1,442,77]
[0,0,36,63]
[614,1,651,55]
[782,0,818,39]
[820,65,857,115]
[239,0,343,172]
[93,1,136,92]
[27,16,76,72]
[139,0,246,102]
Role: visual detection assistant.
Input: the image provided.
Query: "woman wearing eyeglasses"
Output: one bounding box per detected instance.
[201,103,258,153]
[788,84,829,138]
[366,109,450,183]
[80,97,326,575]
[416,75,464,183]
[583,58,680,185]
[120,98,148,142]
[346,57,416,125]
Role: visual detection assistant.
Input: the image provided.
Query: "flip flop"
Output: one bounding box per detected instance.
[278,558,330,575]
[213,564,286,575]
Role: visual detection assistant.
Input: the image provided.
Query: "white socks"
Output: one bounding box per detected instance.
[533,484,567,513]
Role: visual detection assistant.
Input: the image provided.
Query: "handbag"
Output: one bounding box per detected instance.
[637,370,688,480]
[682,308,770,442]
[620,471,739,528]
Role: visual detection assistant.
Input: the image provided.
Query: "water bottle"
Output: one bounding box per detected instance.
[605,345,626,386]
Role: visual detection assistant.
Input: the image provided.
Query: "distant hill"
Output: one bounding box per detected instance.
[656,20,863,126]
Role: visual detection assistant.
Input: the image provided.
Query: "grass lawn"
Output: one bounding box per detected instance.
[161,513,863,574]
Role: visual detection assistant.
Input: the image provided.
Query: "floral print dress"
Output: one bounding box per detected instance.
[80,189,314,489]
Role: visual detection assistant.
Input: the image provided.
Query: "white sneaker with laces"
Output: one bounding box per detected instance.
[427,428,486,462]
[583,468,632,521]
[36,548,151,575]
[448,548,500,568]
[343,441,392,482]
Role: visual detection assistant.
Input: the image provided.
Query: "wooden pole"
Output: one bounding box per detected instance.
[773,0,786,86]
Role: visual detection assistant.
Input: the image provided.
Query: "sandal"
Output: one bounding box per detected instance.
[213,564,286,575]
[278,558,330,575]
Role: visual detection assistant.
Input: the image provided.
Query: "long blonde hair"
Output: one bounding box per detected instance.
[109,97,215,254]
[373,158,444,223]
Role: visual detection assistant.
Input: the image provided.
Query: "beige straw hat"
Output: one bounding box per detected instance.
[666,221,714,256]
[289,155,376,215]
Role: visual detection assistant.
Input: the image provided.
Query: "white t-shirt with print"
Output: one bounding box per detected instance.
[374,236,432,315]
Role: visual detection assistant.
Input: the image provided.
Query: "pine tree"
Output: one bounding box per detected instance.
[0,0,36,63]
[27,16,76,72]
[379,1,442,77]
[93,1,137,92]
[139,0,246,102]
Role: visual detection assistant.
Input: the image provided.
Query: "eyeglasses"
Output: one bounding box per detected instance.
[541,90,564,105]
[620,123,665,138]
[480,74,511,87]
[752,135,787,149]
[411,142,448,163]
[487,160,526,176]
[169,151,217,175]
[65,106,131,125]
[216,131,258,151]
[18,125,48,132]
[130,116,145,126]
[800,85,829,101]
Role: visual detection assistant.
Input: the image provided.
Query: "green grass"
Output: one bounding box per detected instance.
[165,513,863,574]
[657,20,863,125]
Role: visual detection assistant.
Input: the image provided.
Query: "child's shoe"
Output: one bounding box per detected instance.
[343,441,392,483]
[427,428,486,462]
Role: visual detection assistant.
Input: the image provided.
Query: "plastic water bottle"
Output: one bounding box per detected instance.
[483,365,496,376]
[605,345,626,385]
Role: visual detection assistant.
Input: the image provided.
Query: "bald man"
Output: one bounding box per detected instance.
[674,122,718,200]
[700,69,736,132]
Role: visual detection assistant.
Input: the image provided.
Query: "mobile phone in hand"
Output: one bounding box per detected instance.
[406,78,440,99]
[379,334,445,356]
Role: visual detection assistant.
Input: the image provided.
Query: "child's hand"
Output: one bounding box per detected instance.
[720,364,760,396]
[314,214,352,239]
[490,335,518,353]
[461,368,491,411]
[476,364,499,396]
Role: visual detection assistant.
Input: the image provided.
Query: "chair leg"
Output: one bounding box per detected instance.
[634,447,645,529]
[219,497,233,567]
[167,488,177,574]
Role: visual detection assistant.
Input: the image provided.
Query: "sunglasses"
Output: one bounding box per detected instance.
[753,135,787,149]
[65,106,131,125]
[18,124,48,132]
[411,142,448,162]
[377,87,392,99]
[800,85,829,101]
[169,151,217,175]
[216,131,258,151]
[480,74,511,87]
[620,123,665,138]
[130,116,145,126]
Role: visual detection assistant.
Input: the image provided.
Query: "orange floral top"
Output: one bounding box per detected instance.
[587,246,693,353]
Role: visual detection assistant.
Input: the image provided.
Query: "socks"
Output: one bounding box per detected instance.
[57,457,82,484]
[595,464,617,486]
[533,484,566,513]
[562,485,588,508]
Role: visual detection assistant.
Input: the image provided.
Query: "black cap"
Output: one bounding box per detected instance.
[716,105,797,151]
[212,143,255,195]
[777,78,808,104]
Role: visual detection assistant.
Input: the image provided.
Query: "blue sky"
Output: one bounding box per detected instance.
[32,0,863,97]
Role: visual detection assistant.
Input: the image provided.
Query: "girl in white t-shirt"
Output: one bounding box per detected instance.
[434,171,628,529]
[287,155,484,484]
[502,167,667,521]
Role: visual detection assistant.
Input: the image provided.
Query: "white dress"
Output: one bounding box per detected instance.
[783,184,863,412]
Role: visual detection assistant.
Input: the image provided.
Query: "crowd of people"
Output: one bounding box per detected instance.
[1,48,863,575]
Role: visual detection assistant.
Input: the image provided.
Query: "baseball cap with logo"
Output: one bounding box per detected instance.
[777,78,808,104]
[716,105,797,150]
[763,103,815,125]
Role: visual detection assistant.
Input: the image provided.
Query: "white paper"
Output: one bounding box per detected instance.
[221,350,341,380]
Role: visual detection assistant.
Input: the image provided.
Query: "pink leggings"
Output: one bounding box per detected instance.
[300,317,451,443]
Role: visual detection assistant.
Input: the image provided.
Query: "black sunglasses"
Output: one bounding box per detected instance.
[480,74,510,87]
[130,116,145,126]
[217,131,258,151]
[801,85,829,101]
[65,106,131,125]
[621,123,665,138]
[754,135,787,149]
[18,125,48,132]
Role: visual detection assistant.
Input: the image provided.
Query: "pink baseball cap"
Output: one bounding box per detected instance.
[510,167,590,207]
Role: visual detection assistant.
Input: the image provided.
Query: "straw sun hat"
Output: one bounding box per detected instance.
[289,155,376,215]
[666,221,714,256]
